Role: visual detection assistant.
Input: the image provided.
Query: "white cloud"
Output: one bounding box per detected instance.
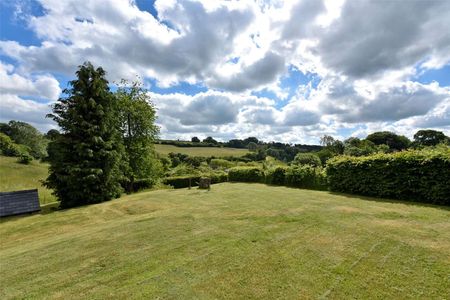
[1,0,450,142]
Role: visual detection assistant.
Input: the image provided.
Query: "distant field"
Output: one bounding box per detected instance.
[155,144,249,157]
[0,156,56,204]
[1,183,448,299]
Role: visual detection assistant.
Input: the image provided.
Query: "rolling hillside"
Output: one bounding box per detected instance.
[0,156,56,204]
[154,144,249,157]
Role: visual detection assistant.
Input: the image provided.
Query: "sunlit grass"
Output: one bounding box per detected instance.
[1,183,448,299]
[155,144,249,157]
[0,156,56,204]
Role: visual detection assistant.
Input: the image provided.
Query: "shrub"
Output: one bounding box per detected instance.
[326,148,450,205]
[210,158,235,169]
[265,166,288,185]
[17,153,33,164]
[285,165,327,190]
[128,178,155,192]
[209,172,228,184]
[164,176,201,189]
[228,167,264,182]
[0,132,23,156]
[292,152,321,167]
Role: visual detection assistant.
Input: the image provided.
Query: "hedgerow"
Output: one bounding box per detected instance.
[326,147,450,205]
[228,167,264,182]
[285,165,327,190]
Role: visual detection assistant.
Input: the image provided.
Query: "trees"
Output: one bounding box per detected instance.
[0,121,48,159]
[292,152,321,167]
[45,62,123,208]
[191,136,200,143]
[413,130,449,147]
[115,80,161,192]
[247,141,258,152]
[203,136,218,144]
[366,131,410,151]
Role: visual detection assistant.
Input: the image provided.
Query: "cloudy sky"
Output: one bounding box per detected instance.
[1,0,449,144]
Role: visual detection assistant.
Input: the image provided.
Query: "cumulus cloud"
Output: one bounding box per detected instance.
[1,0,450,142]
[0,62,61,100]
[317,0,450,78]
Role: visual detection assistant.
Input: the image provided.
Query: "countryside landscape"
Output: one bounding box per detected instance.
[1,0,450,299]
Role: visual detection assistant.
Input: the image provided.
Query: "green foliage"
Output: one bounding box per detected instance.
[292,152,321,167]
[366,131,410,151]
[17,153,33,164]
[247,141,258,152]
[327,147,450,205]
[316,148,335,165]
[243,148,267,161]
[115,80,161,192]
[191,136,200,143]
[209,158,235,169]
[285,165,327,190]
[413,129,449,147]
[343,138,377,156]
[264,166,288,185]
[228,167,264,182]
[1,121,48,159]
[203,136,218,144]
[0,132,24,157]
[45,62,124,208]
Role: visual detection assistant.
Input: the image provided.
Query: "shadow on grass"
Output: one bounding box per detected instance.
[327,191,450,211]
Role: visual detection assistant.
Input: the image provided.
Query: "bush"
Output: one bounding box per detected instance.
[292,152,321,167]
[228,167,264,182]
[210,158,235,169]
[285,165,327,190]
[163,172,228,189]
[209,172,228,184]
[17,153,33,164]
[127,178,155,192]
[265,166,288,185]
[163,176,201,189]
[326,148,450,205]
[0,132,23,156]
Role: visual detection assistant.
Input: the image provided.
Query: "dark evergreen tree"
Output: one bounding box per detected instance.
[45,62,123,208]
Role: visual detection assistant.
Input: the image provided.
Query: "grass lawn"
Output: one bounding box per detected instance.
[155,144,249,157]
[0,156,56,204]
[0,183,449,299]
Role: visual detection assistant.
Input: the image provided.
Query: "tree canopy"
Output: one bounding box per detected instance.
[45,62,124,208]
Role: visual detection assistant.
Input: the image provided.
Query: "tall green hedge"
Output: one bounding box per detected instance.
[285,166,327,190]
[163,173,228,189]
[228,167,264,182]
[326,148,450,205]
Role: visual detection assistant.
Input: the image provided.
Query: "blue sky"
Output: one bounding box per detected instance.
[1,0,449,143]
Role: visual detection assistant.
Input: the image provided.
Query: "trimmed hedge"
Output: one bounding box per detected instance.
[285,165,327,190]
[327,148,450,205]
[228,167,264,182]
[163,173,228,189]
[265,166,287,185]
[163,176,201,188]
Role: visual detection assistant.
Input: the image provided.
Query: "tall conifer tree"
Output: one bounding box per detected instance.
[45,62,123,208]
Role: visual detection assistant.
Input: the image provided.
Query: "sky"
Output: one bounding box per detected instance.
[0,0,449,144]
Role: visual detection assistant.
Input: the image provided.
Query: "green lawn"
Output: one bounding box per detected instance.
[155,144,249,157]
[0,156,56,204]
[1,183,449,299]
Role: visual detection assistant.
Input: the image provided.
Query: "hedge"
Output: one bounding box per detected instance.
[228,167,264,182]
[163,176,201,188]
[285,165,327,190]
[265,166,287,185]
[163,173,228,189]
[326,148,450,205]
